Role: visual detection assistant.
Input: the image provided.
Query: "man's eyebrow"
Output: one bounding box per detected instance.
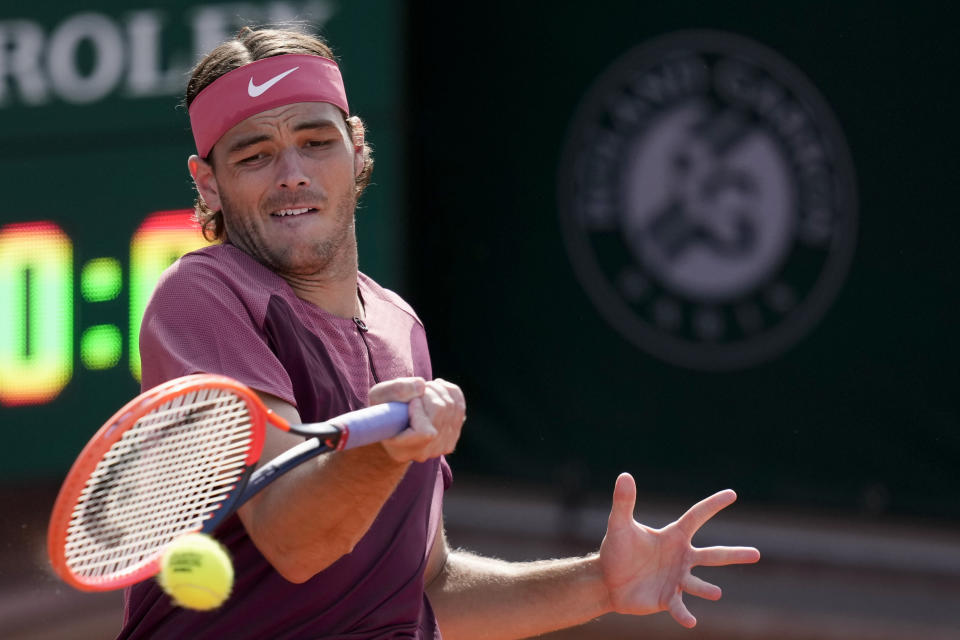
[227,134,271,155]
[292,119,340,133]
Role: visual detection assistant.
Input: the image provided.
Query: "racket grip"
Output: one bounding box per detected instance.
[335,402,409,450]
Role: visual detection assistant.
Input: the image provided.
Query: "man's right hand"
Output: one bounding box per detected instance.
[369,377,466,463]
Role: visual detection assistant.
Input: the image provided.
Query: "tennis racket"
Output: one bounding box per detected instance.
[47,373,409,593]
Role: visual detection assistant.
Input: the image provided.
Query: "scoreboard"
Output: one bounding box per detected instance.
[0,209,205,408]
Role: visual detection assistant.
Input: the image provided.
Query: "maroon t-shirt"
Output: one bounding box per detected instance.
[118,244,449,639]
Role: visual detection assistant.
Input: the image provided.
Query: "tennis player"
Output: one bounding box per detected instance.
[118,26,759,639]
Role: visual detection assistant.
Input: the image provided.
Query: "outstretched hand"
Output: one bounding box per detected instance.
[599,473,760,628]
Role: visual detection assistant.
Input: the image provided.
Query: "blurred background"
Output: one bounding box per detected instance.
[1,1,957,638]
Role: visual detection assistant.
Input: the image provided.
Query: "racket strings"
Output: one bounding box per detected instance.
[78,405,249,502]
[66,431,250,562]
[66,390,249,574]
[63,388,255,580]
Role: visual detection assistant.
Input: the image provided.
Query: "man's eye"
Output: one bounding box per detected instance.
[307,139,334,148]
[240,152,266,164]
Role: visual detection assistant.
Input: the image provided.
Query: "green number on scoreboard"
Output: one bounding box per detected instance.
[0,222,73,405]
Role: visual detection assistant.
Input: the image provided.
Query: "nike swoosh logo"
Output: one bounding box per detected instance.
[247,66,300,97]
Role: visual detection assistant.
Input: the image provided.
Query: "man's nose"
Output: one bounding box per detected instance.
[276,148,310,189]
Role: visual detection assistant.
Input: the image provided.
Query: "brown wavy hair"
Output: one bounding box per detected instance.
[185,26,374,242]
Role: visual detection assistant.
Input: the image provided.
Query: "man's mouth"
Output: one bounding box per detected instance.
[271,207,317,217]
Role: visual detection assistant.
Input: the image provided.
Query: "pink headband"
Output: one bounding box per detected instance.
[189,54,350,158]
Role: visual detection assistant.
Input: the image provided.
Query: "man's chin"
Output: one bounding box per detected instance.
[270,246,339,275]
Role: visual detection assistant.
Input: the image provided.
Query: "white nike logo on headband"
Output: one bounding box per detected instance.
[247,66,300,97]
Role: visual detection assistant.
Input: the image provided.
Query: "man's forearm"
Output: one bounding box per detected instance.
[239,444,409,583]
[428,550,613,640]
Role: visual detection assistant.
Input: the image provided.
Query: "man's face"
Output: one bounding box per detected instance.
[192,101,362,276]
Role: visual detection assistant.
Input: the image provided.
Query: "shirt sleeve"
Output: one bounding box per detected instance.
[138,256,297,407]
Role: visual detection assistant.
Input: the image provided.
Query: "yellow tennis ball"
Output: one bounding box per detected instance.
[157,533,233,611]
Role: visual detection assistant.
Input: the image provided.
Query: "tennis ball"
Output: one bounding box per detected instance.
[157,533,233,611]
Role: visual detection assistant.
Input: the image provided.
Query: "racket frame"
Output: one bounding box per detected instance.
[47,374,268,592]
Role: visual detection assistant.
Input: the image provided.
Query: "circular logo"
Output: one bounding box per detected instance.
[559,30,858,370]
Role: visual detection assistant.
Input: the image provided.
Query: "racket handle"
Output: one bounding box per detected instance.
[333,402,409,450]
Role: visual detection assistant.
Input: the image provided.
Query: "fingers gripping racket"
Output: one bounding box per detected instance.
[47,373,408,593]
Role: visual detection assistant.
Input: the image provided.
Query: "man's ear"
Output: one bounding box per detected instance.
[354,147,364,179]
[348,116,365,178]
[188,155,222,211]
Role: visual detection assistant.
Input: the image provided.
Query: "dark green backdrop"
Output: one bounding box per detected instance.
[405,1,959,519]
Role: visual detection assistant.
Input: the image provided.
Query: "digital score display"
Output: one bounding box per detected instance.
[0,210,207,407]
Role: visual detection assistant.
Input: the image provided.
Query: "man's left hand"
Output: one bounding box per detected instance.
[599,473,761,628]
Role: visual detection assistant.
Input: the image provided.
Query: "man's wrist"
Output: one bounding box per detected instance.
[584,552,616,616]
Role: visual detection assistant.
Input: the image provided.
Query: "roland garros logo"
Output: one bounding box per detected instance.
[559,30,858,370]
